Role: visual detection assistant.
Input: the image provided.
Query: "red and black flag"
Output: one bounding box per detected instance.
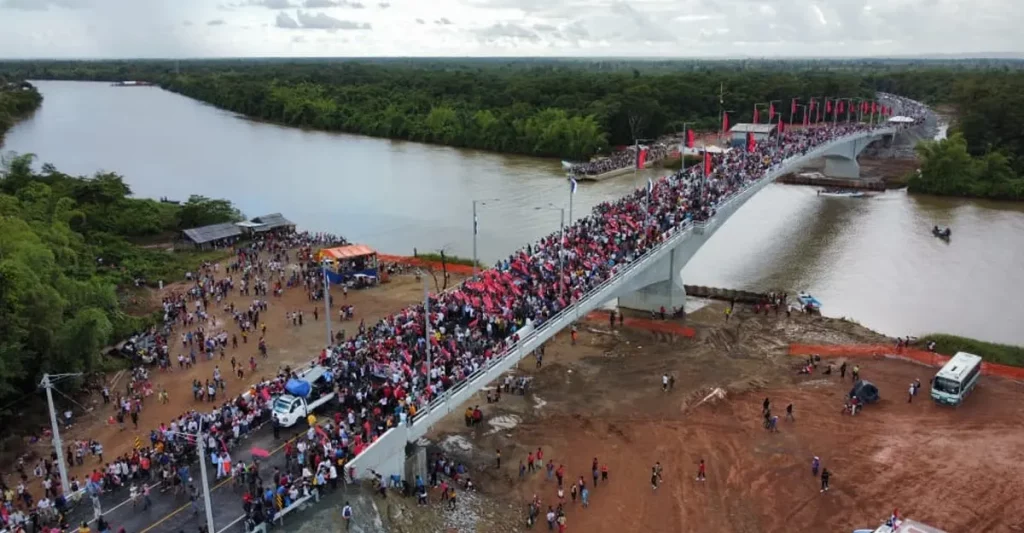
[746,132,756,153]
[722,112,730,133]
[685,129,695,148]
[703,150,713,176]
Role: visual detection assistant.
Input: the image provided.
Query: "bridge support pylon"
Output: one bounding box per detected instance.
[823,156,861,179]
[617,226,694,313]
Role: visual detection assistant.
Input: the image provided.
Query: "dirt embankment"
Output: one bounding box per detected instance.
[416,302,1024,533]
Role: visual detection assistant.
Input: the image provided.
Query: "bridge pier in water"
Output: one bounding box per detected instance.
[818,132,892,179]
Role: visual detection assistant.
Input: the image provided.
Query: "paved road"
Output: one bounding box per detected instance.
[67,422,311,533]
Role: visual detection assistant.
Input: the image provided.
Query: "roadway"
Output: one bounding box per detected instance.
[67,422,309,533]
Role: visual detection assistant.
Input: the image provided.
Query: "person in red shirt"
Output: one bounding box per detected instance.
[696,459,706,481]
[527,452,535,473]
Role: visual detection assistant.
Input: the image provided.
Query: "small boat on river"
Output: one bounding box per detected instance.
[932,226,951,241]
[797,291,822,312]
[817,188,871,198]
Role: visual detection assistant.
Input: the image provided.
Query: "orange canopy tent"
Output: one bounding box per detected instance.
[319,244,376,261]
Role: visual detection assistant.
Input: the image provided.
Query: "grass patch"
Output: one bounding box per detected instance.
[415,252,484,268]
[918,334,1024,367]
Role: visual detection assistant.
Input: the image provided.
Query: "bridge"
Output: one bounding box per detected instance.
[348,125,897,480]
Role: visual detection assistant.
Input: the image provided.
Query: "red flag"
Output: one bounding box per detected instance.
[722,112,729,133]
[746,132,756,153]
[791,98,797,115]
[769,102,776,121]
[685,129,695,148]
[777,118,785,133]
[703,150,712,176]
[753,106,760,124]
[838,100,845,113]
[826,100,832,113]
[871,101,877,114]
[803,109,810,126]
[636,147,648,169]
[809,99,816,111]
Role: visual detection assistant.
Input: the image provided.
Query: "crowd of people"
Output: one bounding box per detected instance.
[566,143,671,176]
[0,102,922,533]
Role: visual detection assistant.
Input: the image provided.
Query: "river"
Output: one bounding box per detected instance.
[5,81,1024,345]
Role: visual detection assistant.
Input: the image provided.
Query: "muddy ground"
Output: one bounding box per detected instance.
[415,302,1024,533]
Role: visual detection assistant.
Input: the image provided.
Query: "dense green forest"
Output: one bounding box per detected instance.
[0,60,891,160]
[0,144,244,424]
[4,59,1023,161]
[907,71,1024,199]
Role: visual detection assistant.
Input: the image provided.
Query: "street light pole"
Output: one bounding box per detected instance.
[471,198,500,278]
[169,425,216,533]
[423,275,431,409]
[322,261,332,348]
[41,373,75,501]
[534,205,566,300]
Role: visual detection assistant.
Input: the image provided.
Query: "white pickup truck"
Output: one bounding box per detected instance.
[271,365,336,428]
[854,517,948,533]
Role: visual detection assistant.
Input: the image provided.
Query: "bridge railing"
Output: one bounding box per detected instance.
[349,128,892,475]
[407,128,889,425]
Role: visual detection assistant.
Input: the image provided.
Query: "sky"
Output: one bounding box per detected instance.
[0,0,1021,59]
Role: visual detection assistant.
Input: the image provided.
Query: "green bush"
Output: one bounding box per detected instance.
[918,334,1024,367]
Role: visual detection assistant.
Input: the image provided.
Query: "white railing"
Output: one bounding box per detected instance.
[403,127,892,433]
[334,129,898,489]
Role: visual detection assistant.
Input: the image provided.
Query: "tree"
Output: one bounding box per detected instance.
[176,195,244,229]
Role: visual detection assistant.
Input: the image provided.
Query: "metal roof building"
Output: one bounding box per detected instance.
[728,123,777,148]
[250,213,295,232]
[181,222,243,246]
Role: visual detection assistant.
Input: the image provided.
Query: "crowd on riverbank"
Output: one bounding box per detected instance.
[0,108,919,533]
[566,143,671,176]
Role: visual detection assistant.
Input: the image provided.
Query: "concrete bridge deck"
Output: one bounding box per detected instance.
[347,126,896,481]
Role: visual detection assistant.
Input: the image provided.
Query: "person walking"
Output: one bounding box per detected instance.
[786,403,795,422]
[342,501,353,530]
[820,468,831,493]
[840,361,847,379]
[696,459,706,482]
[651,466,659,491]
[908,383,915,403]
[811,456,820,477]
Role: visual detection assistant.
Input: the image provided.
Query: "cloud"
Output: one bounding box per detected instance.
[274,11,300,28]
[0,0,88,10]
[207,19,226,25]
[435,17,452,25]
[302,0,336,6]
[275,10,371,30]
[475,22,540,43]
[377,2,389,7]
[182,20,193,26]
[291,35,305,42]
[245,0,293,8]
[415,18,424,24]
[296,10,370,29]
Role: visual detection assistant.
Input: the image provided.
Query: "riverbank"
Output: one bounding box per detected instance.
[393,299,1024,533]
[0,81,43,143]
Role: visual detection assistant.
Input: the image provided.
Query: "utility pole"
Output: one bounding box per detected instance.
[41,373,80,503]
[169,425,216,533]
[423,275,431,409]
[322,261,332,347]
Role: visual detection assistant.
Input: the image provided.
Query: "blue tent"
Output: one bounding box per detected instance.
[285,378,311,397]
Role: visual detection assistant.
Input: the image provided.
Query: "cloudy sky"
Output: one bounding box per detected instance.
[0,0,1020,59]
